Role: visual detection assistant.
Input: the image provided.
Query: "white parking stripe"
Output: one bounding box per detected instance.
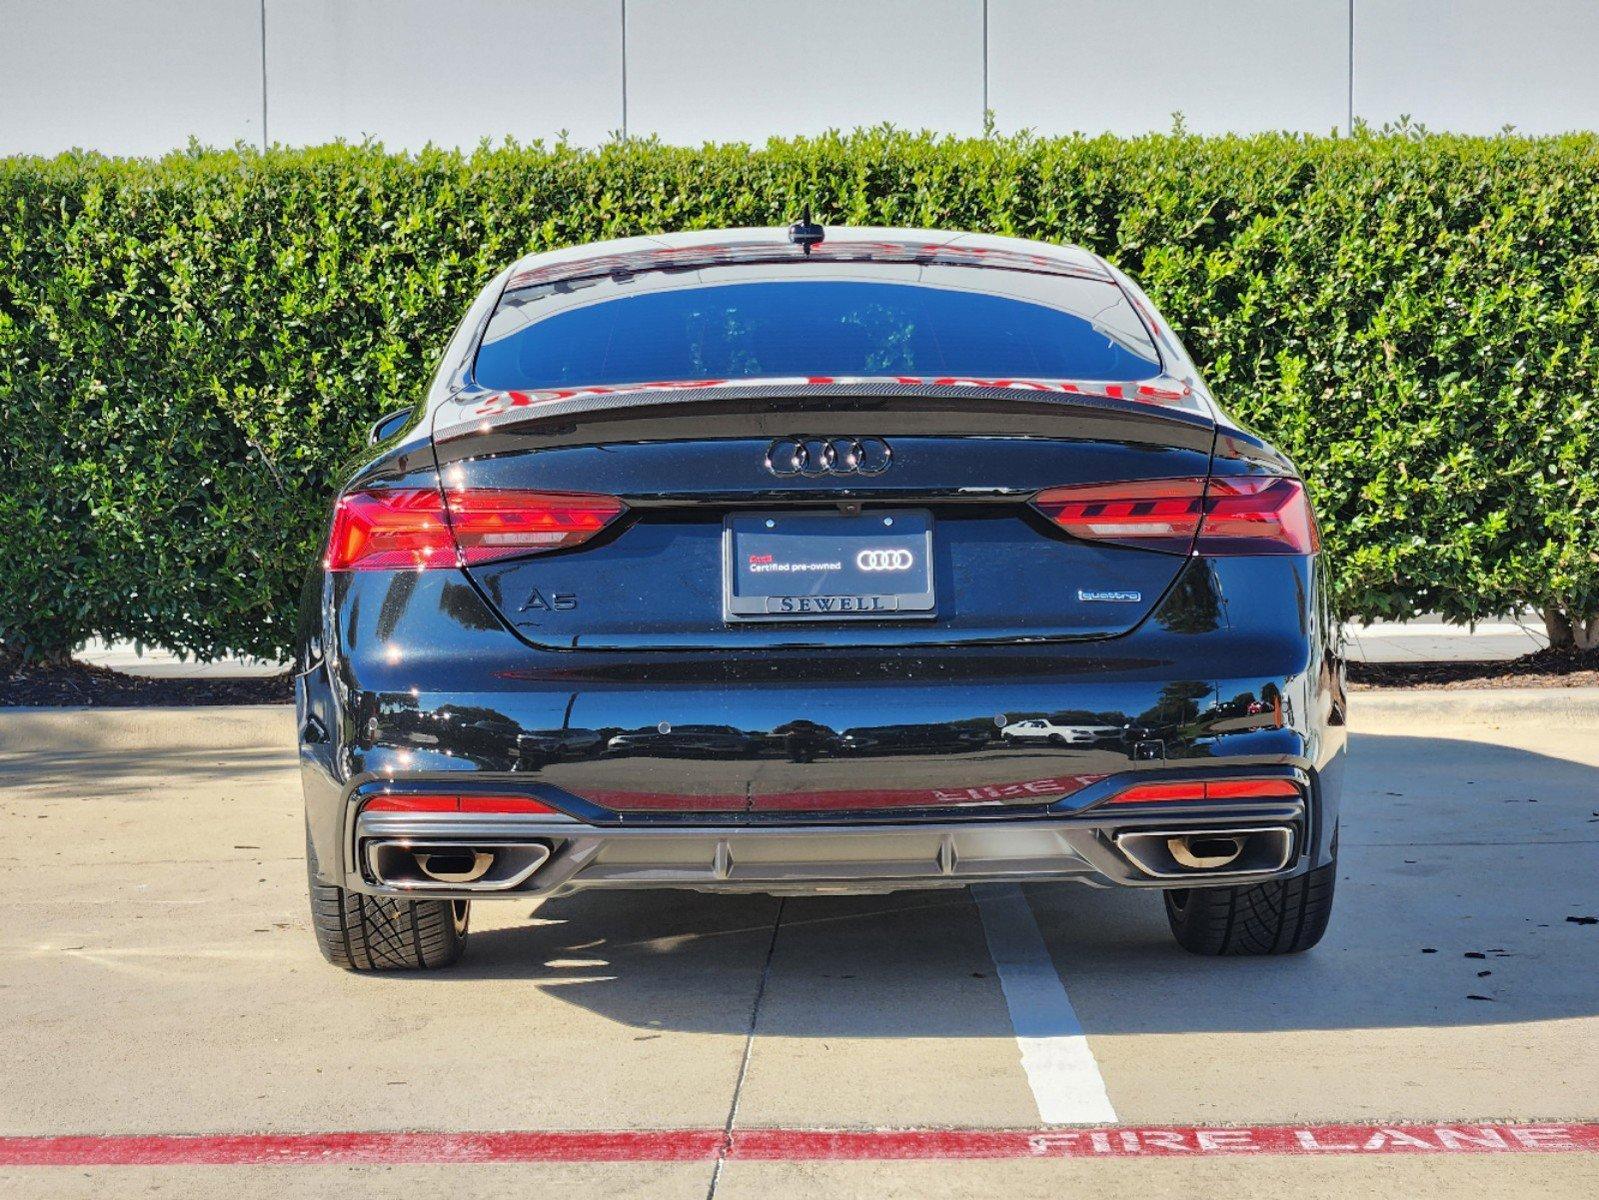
[973,883,1117,1125]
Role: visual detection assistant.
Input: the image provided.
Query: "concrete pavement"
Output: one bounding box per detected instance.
[1342,615,1548,663]
[1,692,1596,1197]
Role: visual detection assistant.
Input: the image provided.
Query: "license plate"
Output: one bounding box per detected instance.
[723,509,936,622]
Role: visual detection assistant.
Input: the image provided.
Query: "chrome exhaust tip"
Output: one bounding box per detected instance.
[414,848,495,884]
[1114,826,1294,879]
[365,840,553,892]
[1166,834,1245,870]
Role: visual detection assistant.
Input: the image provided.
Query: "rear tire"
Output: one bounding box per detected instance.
[1163,858,1336,956]
[306,833,469,970]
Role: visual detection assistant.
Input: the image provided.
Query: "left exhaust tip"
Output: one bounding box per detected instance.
[365,840,552,892]
[414,848,496,884]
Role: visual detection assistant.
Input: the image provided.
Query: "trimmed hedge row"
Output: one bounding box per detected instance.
[2,130,1597,661]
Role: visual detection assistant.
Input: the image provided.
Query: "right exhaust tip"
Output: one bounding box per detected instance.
[1114,826,1293,879]
[1166,834,1244,870]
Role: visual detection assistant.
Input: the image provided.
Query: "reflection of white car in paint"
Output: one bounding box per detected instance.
[1000,718,1115,746]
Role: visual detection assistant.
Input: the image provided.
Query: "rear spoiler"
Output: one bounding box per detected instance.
[432,376,1216,443]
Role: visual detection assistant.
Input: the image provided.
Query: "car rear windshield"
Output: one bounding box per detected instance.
[472,275,1162,391]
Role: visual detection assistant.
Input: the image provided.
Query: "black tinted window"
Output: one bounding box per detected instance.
[474,279,1161,390]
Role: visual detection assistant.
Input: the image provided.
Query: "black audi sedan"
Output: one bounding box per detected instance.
[297,224,1346,970]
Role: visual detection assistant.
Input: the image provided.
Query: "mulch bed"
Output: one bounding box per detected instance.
[1346,645,1599,690]
[1,647,1595,706]
[0,656,293,707]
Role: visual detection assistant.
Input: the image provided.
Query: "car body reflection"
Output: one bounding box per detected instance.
[605,724,763,758]
[838,722,993,756]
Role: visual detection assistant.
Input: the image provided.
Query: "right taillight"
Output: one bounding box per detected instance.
[1030,478,1207,554]
[1197,476,1320,555]
[1107,778,1301,804]
[1031,475,1319,556]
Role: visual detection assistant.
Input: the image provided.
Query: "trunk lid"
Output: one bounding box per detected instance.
[431,386,1215,650]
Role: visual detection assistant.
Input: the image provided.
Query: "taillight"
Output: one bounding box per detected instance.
[1195,476,1320,555]
[325,488,624,571]
[1031,478,1206,554]
[1205,779,1301,800]
[1030,475,1319,555]
[363,794,559,814]
[444,490,624,565]
[1110,781,1207,803]
[324,489,454,571]
[1108,778,1300,804]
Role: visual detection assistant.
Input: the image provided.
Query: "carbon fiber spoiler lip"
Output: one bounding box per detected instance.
[432,378,1216,444]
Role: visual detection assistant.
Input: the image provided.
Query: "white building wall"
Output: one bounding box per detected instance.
[1,1,1597,156]
[263,0,622,148]
[990,0,1351,136]
[1,0,265,156]
[1353,0,1599,135]
[626,0,986,144]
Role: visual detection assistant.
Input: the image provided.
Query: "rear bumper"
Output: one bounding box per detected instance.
[334,771,1311,902]
[345,792,1311,899]
[298,553,1347,893]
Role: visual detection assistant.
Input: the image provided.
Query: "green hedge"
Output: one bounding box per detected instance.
[3,130,1597,661]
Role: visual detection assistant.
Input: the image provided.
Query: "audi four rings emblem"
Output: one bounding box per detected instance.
[765,437,892,477]
[855,548,915,572]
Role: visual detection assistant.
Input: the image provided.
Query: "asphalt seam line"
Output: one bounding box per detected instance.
[706,897,785,1200]
[972,883,1117,1125]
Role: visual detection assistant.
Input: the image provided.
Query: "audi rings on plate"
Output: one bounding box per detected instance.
[765,437,892,478]
[855,548,915,572]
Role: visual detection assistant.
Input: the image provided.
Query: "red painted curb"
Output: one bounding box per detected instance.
[0,1130,725,1167]
[1,1124,1596,1167]
[731,1124,1599,1160]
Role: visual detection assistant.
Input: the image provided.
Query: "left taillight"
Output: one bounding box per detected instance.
[444,489,625,565]
[324,489,454,571]
[362,794,559,814]
[324,488,625,571]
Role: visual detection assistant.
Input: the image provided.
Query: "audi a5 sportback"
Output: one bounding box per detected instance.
[297,223,1346,970]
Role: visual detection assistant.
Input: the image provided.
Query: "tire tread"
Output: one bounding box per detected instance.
[306,836,466,971]
[1165,860,1336,956]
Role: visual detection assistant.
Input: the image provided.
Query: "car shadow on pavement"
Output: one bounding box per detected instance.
[392,732,1599,1037]
[0,746,293,801]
